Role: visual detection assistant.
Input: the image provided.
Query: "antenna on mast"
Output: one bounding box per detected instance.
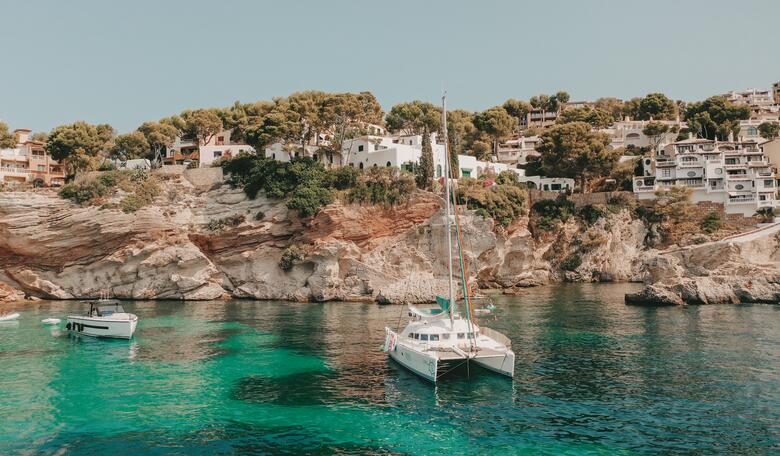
[442,89,455,326]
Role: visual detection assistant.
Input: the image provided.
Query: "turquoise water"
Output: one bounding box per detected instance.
[1,283,779,455]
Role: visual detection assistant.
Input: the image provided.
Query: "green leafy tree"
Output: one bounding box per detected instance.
[473,106,516,158]
[30,132,48,143]
[594,97,627,121]
[186,109,223,146]
[557,107,614,128]
[642,121,670,152]
[758,122,780,140]
[636,93,677,120]
[112,132,149,159]
[385,101,441,135]
[138,121,179,161]
[46,121,115,174]
[685,96,751,140]
[536,122,616,192]
[0,121,16,148]
[416,128,435,188]
[502,99,531,126]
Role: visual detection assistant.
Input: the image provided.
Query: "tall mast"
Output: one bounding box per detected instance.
[442,92,455,323]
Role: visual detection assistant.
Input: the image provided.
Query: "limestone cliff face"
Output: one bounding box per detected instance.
[0,181,654,303]
[626,229,780,305]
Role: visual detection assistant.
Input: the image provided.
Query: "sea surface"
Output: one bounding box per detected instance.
[0,283,778,455]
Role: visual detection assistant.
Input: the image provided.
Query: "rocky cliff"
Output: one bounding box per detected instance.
[626,227,780,305]
[0,178,651,304]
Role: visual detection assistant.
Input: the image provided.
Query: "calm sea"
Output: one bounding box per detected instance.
[1,283,778,455]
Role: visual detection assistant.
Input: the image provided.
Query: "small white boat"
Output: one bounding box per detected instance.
[0,313,20,322]
[41,318,61,325]
[66,300,138,339]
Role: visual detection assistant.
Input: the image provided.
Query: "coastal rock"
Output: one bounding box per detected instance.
[0,283,25,303]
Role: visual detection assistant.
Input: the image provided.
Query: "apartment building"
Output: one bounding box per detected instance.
[723,88,775,108]
[497,136,541,165]
[164,129,254,168]
[0,129,65,188]
[633,138,778,216]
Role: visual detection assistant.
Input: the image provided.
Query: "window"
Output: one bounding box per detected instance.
[359,162,364,170]
[216,136,224,145]
[436,164,442,177]
[37,165,45,171]
[386,161,392,167]
[735,184,744,190]
[374,144,379,151]
[681,156,697,163]
[747,127,758,136]
[430,334,440,341]
[765,180,774,187]
[687,171,696,177]
[213,151,222,158]
[420,334,429,341]
[457,333,465,339]
[760,194,767,201]
[662,169,671,177]
[358,145,364,152]
[408,333,415,339]
[442,334,450,340]
[272,153,276,160]
[715,168,723,174]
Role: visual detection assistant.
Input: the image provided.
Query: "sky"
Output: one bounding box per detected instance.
[1,0,779,133]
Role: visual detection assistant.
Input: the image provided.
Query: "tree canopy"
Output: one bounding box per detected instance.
[642,121,670,152]
[536,122,616,192]
[634,93,677,120]
[557,106,614,129]
[385,100,441,135]
[46,121,115,174]
[112,131,150,159]
[0,121,16,148]
[473,106,516,157]
[758,122,780,140]
[684,96,751,140]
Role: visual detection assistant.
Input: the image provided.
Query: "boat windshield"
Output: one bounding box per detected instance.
[97,305,125,316]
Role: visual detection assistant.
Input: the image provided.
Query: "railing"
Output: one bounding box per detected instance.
[480,327,511,348]
[728,196,755,204]
[678,161,702,168]
[634,185,655,192]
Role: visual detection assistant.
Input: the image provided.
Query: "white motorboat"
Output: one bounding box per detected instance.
[0,312,20,322]
[383,93,515,383]
[66,300,138,339]
[41,318,61,325]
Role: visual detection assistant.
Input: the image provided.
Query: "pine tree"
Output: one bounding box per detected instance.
[448,134,459,179]
[416,127,435,189]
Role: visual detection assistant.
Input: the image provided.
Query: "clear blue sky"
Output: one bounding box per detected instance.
[2,0,779,133]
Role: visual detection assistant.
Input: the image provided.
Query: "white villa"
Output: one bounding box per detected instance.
[633,138,778,216]
[164,129,254,168]
[497,136,541,165]
[601,118,685,152]
[723,88,776,108]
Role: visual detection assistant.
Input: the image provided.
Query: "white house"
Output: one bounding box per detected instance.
[497,135,541,165]
[633,138,778,216]
[165,129,254,168]
[601,118,685,152]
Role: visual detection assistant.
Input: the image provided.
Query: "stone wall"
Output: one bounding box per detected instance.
[527,190,635,208]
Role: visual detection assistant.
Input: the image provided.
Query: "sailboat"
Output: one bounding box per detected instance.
[383,94,515,383]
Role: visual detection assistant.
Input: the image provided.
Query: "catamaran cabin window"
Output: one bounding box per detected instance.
[408,333,415,339]
[430,334,440,341]
[442,333,450,340]
[457,333,465,339]
[420,334,429,341]
[413,333,419,340]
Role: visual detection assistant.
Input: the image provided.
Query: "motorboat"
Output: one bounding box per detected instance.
[41,318,61,325]
[66,300,137,339]
[383,93,515,383]
[0,312,20,322]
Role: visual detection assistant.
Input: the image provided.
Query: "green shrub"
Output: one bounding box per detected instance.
[58,181,109,205]
[119,177,160,213]
[456,178,527,227]
[207,214,246,231]
[345,167,416,207]
[279,245,305,271]
[561,254,582,271]
[255,211,265,221]
[495,170,519,186]
[578,204,607,225]
[330,166,359,190]
[532,198,576,221]
[700,211,722,234]
[287,184,334,217]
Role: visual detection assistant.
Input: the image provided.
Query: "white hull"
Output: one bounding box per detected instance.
[66,315,137,339]
[385,325,515,382]
[0,313,20,322]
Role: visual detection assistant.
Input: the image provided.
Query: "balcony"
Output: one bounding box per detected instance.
[728,195,755,204]
[678,161,703,168]
[0,167,31,177]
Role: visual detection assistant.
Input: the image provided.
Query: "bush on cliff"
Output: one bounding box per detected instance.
[561,254,582,271]
[207,214,246,231]
[345,167,416,207]
[530,197,575,231]
[59,181,109,205]
[279,245,305,271]
[578,204,607,225]
[700,211,722,234]
[457,178,527,227]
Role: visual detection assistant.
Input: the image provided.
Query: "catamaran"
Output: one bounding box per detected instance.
[383,94,515,382]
